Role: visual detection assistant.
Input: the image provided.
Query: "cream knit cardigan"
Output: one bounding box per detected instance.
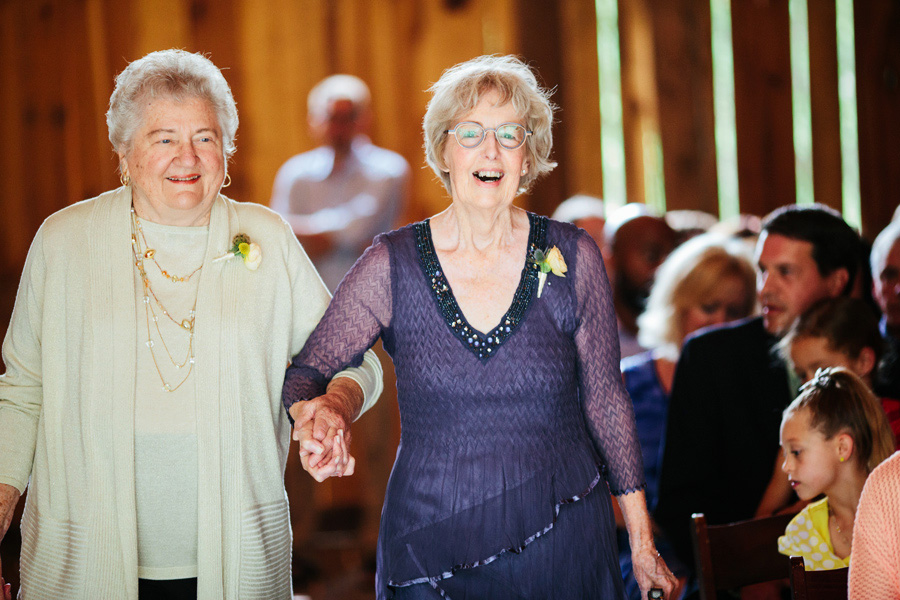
[0,187,383,599]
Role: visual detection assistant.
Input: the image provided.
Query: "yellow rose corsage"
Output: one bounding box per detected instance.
[531,246,567,298]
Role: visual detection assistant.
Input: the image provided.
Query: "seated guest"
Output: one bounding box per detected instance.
[618,233,756,599]
[783,297,900,449]
[664,209,718,247]
[551,194,606,249]
[778,368,895,570]
[848,450,900,598]
[870,221,900,397]
[603,203,677,358]
[654,204,863,573]
[756,297,900,518]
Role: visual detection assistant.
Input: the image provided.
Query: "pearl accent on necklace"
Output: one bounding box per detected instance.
[130,207,199,392]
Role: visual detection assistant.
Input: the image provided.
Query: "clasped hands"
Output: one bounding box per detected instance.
[289,387,358,482]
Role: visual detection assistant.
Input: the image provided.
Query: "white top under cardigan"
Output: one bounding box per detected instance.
[132,218,205,579]
[0,187,383,599]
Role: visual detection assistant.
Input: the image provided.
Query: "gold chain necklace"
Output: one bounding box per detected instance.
[133,214,204,283]
[829,507,853,549]
[130,208,198,392]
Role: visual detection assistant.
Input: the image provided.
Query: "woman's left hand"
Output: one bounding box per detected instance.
[289,389,357,482]
[632,546,678,599]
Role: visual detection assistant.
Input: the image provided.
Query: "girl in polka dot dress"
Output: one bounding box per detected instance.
[777,367,896,570]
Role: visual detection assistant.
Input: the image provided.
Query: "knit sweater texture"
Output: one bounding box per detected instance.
[849,450,900,599]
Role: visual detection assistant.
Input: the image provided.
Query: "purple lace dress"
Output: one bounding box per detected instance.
[283,214,644,599]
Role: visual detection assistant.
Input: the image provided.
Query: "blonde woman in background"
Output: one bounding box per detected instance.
[617,233,757,599]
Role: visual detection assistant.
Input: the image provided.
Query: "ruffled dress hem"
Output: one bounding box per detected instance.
[387,471,605,589]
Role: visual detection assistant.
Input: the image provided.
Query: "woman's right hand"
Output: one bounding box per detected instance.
[0,483,21,600]
[1,557,9,600]
[289,385,359,482]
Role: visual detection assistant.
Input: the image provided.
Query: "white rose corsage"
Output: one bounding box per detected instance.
[531,246,567,298]
[214,233,262,271]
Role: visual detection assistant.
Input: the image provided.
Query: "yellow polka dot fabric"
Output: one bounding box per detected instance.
[778,497,851,570]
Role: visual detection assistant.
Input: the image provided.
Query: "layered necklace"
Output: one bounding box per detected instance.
[130,207,202,392]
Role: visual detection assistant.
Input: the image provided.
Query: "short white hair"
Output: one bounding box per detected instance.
[107,49,238,158]
[552,195,605,223]
[423,55,557,196]
[870,221,900,278]
[307,74,371,121]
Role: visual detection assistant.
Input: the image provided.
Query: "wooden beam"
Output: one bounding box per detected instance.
[517,0,567,216]
[808,0,842,212]
[855,0,900,239]
[618,0,659,207]
[0,2,30,275]
[651,0,718,215]
[558,0,604,201]
[731,0,795,217]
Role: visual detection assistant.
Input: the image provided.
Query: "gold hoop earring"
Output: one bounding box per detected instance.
[120,172,131,187]
[222,173,232,188]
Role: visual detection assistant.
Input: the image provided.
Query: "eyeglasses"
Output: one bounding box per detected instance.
[444,122,532,150]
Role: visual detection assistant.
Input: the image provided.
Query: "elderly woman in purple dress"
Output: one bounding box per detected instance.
[283,55,676,599]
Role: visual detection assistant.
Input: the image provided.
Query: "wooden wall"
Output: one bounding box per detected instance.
[1,0,899,584]
[2,0,899,275]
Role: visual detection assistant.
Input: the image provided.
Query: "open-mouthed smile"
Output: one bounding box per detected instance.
[473,170,503,183]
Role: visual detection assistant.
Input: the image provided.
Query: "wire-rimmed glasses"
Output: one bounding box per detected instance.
[445,122,532,150]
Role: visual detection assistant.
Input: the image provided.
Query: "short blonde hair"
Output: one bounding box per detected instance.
[107,49,238,158]
[637,233,757,358]
[423,55,557,196]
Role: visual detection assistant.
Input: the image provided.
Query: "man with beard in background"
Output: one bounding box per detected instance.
[603,204,677,358]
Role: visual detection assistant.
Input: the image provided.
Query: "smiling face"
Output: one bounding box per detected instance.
[780,408,843,501]
[756,232,844,336]
[120,95,225,226]
[442,89,527,211]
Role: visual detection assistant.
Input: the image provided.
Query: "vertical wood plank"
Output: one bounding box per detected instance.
[21,2,70,232]
[730,0,795,217]
[237,0,327,210]
[405,0,495,220]
[808,0,842,212]
[365,0,422,226]
[85,0,120,196]
[59,1,116,205]
[0,1,29,275]
[133,0,189,55]
[188,0,249,201]
[651,0,719,215]
[517,0,567,216]
[854,0,900,239]
[558,0,604,201]
[617,0,660,207]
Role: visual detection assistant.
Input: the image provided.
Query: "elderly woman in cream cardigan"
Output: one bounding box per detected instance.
[0,49,382,600]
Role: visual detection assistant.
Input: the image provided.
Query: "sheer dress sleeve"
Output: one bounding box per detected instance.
[282,234,393,412]
[571,230,645,495]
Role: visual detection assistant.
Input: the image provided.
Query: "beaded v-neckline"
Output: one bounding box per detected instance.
[414,213,548,361]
